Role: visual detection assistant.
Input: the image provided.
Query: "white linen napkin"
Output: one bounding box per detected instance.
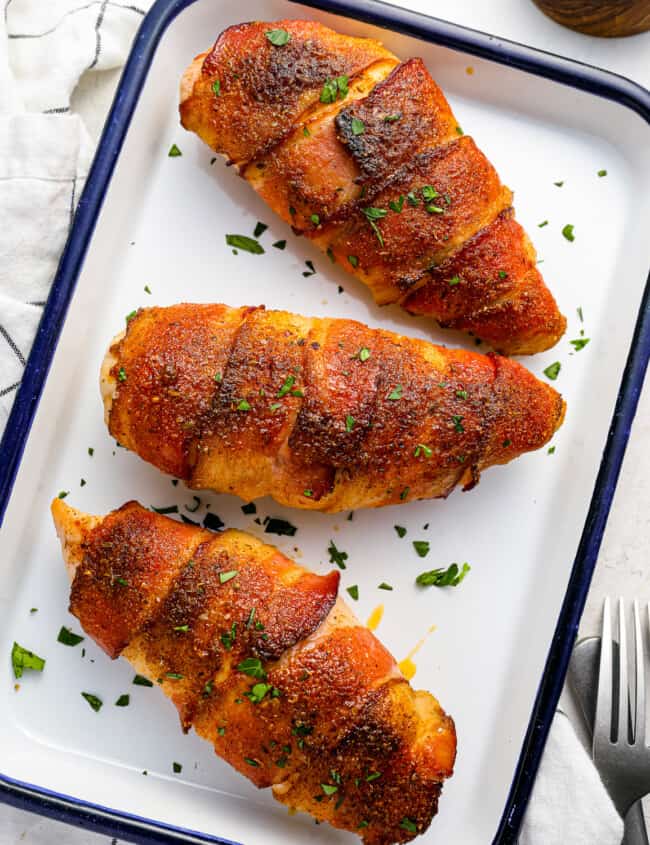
[0,3,626,844]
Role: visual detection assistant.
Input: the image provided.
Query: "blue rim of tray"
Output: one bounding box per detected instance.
[0,0,649,842]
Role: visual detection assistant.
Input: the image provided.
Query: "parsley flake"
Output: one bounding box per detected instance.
[265,28,290,46]
[328,540,348,570]
[543,362,561,381]
[416,563,471,587]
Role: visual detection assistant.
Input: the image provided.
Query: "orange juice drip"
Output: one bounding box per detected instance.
[398,624,437,681]
[366,604,384,631]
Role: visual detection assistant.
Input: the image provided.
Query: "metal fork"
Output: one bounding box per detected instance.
[594,598,650,843]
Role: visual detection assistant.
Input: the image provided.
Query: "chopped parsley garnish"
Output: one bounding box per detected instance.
[237,399,251,411]
[498,270,508,279]
[272,239,286,250]
[265,518,297,537]
[400,818,417,833]
[244,757,260,767]
[414,444,432,458]
[303,126,311,137]
[562,224,575,242]
[346,585,359,601]
[117,368,127,382]
[168,144,182,157]
[413,541,430,558]
[378,582,393,591]
[29,608,38,614]
[456,389,468,399]
[151,504,178,514]
[538,220,549,228]
[321,784,338,796]
[204,512,225,532]
[173,761,182,773]
[302,259,316,277]
[212,80,221,97]
[320,75,348,103]
[570,337,590,351]
[502,438,512,447]
[219,570,238,584]
[221,622,237,650]
[351,117,365,135]
[57,627,84,647]
[57,490,68,499]
[242,502,257,515]
[185,496,201,514]
[448,275,460,286]
[452,415,464,433]
[407,191,419,207]
[144,285,151,294]
[165,672,184,680]
[554,180,564,187]
[384,113,401,122]
[115,694,130,707]
[11,643,45,679]
[548,446,556,454]
[81,692,103,712]
[348,255,359,268]
[598,169,607,177]
[303,489,313,497]
[310,213,320,226]
[88,447,94,456]
[577,306,584,322]
[362,207,388,246]
[173,625,189,633]
[253,221,268,238]
[246,607,256,628]
[366,771,382,782]
[399,487,410,500]
[421,185,439,201]
[237,658,267,680]
[345,414,355,432]
[133,674,153,687]
[265,28,290,46]
[328,540,348,570]
[358,347,371,362]
[389,195,405,213]
[543,361,561,381]
[225,234,265,254]
[416,562,471,587]
[277,375,296,397]
[455,125,464,135]
[245,682,273,703]
[125,310,137,323]
[217,726,225,735]
[388,384,403,401]
[394,525,407,538]
[426,203,444,214]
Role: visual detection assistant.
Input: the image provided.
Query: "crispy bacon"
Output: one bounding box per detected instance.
[52,499,456,844]
[102,304,565,511]
[179,20,566,354]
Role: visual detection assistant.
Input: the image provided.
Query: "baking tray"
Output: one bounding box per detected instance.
[0,0,649,843]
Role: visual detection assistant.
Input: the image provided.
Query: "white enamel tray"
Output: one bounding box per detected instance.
[0,0,649,843]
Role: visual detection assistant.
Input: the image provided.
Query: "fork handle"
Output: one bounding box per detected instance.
[623,801,650,845]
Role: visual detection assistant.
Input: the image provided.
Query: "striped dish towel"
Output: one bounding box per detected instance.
[0,0,151,434]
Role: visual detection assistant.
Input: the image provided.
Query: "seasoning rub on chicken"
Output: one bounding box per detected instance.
[179,19,566,355]
[101,303,565,512]
[51,498,456,844]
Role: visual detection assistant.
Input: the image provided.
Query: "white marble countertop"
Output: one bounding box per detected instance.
[3,1,649,842]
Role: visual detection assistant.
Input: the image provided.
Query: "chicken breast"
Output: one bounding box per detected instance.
[102,303,565,511]
[179,20,566,355]
[51,498,456,844]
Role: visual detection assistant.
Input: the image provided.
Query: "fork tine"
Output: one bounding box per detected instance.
[595,596,613,748]
[617,598,629,744]
[633,600,645,745]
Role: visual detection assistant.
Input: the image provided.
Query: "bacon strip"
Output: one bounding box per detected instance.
[52,499,456,844]
[179,20,566,354]
[102,303,565,511]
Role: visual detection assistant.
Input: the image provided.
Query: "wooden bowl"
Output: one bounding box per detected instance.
[532,0,650,36]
